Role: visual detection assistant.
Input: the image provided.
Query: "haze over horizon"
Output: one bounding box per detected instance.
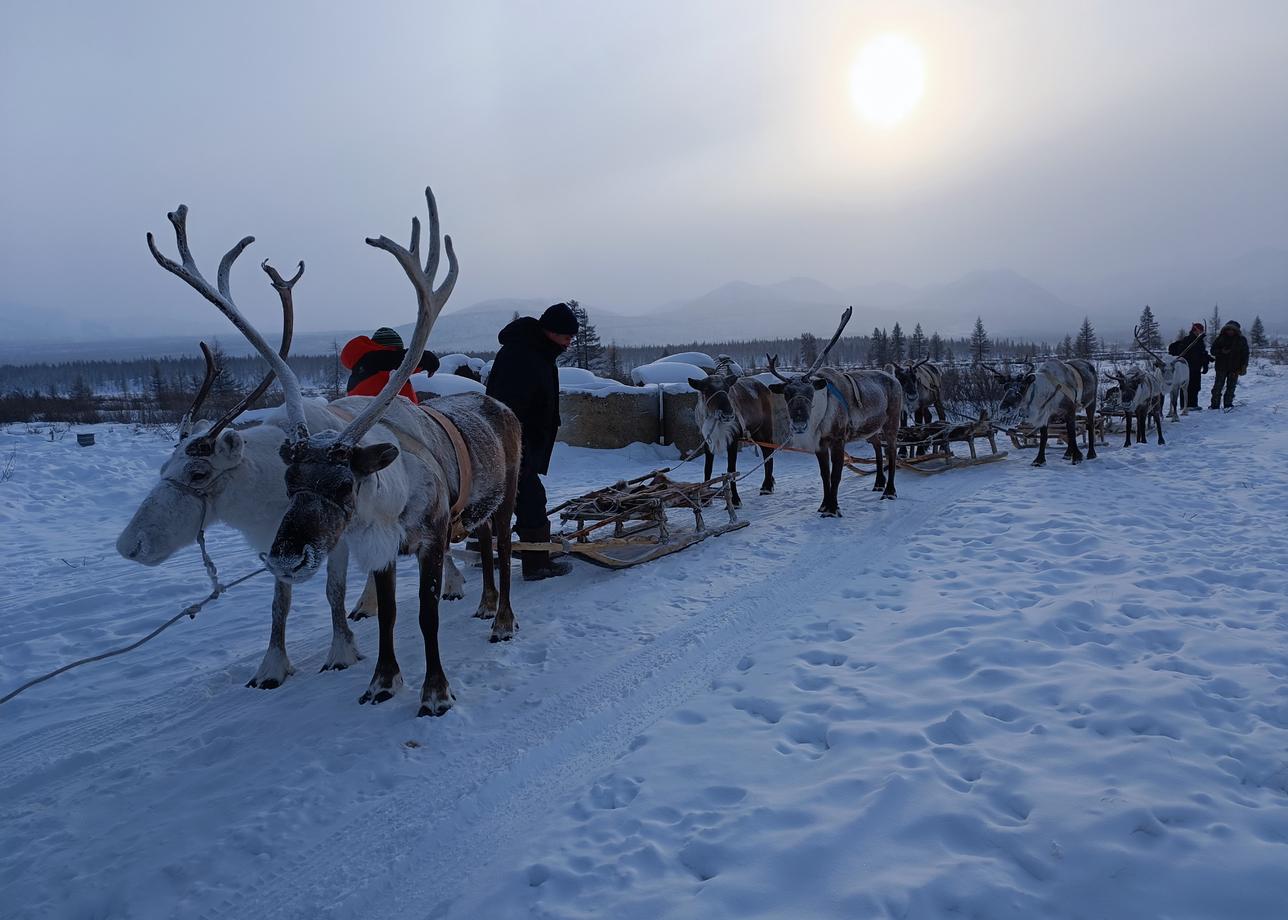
[3,1,1287,346]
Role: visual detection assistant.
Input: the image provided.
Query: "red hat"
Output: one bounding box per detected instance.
[1191,322,1205,333]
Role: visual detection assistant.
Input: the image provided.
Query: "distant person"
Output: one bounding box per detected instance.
[341,326,439,403]
[485,303,579,580]
[1209,320,1250,410]
[1168,322,1211,410]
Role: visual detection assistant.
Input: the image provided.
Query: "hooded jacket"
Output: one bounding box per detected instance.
[340,336,439,403]
[485,317,564,475]
[1168,332,1210,372]
[1210,322,1250,374]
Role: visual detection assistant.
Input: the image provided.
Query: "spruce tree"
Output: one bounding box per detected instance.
[1250,315,1267,347]
[1075,317,1097,357]
[889,322,906,363]
[1137,305,1161,349]
[799,332,819,367]
[929,332,943,362]
[970,317,991,363]
[1209,304,1222,346]
[910,323,926,360]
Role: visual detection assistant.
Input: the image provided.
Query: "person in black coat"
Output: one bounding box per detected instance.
[1168,322,1211,410]
[485,303,579,580]
[1209,320,1250,409]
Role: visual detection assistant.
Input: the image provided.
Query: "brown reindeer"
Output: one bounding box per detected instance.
[688,370,778,506]
[767,307,903,515]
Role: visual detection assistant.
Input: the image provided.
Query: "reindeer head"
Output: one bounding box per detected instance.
[887,358,928,408]
[118,270,299,566]
[766,307,854,436]
[689,373,738,424]
[987,363,1034,411]
[1107,367,1147,408]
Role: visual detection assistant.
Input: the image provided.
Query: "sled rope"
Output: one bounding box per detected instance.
[0,542,268,706]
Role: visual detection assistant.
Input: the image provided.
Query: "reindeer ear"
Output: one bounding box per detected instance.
[812,378,827,391]
[768,382,786,395]
[351,443,399,476]
[688,378,708,392]
[213,429,244,465]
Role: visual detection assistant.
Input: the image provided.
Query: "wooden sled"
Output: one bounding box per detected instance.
[1008,413,1106,450]
[511,470,749,570]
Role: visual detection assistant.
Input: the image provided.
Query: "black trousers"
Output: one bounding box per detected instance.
[1211,369,1238,408]
[514,463,549,531]
[1186,364,1204,408]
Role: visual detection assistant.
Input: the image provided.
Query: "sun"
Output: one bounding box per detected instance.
[849,34,926,128]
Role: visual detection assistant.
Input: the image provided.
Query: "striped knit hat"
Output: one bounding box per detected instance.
[372,327,404,348]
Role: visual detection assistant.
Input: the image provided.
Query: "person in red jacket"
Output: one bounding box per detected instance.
[340,327,440,403]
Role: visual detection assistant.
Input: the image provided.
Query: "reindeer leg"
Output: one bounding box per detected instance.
[1123,412,1132,448]
[321,544,362,672]
[827,441,845,516]
[1067,413,1083,464]
[816,450,832,514]
[1085,404,1097,460]
[348,570,379,621]
[703,447,714,483]
[726,441,742,508]
[359,560,403,705]
[1034,425,1049,466]
[417,537,454,717]
[760,442,775,495]
[490,458,520,643]
[1136,407,1147,444]
[1155,405,1165,445]
[882,427,897,499]
[473,522,498,620]
[872,438,886,492]
[248,578,295,689]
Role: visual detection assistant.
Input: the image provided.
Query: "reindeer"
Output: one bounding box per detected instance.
[885,358,946,426]
[766,307,902,515]
[989,358,1098,466]
[1107,325,1168,447]
[148,188,522,717]
[116,346,471,690]
[688,369,777,506]
[1134,328,1191,421]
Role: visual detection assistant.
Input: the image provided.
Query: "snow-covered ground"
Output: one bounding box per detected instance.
[2,367,1287,920]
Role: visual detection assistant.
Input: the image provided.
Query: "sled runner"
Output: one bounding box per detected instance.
[511,470,749,569]
[1007,413,1106,451]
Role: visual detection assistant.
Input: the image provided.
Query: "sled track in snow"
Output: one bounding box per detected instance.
[198,467,991,920]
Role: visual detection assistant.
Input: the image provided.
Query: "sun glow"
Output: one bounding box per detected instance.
[850,34,926,128]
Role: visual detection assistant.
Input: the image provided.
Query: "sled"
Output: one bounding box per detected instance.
[849,417,1008,475]
[510,470,749,569]
[1007,413,1106,451]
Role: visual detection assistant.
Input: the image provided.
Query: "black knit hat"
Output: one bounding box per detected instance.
[540,302,579,336]
[372,327,404,348]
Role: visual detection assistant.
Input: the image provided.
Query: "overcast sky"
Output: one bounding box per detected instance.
[2,0,1286,339]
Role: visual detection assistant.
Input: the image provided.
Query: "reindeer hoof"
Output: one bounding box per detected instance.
[819,509,842,518]
[489,616,517,642]
[418,685,455,717]
[247,651,294,689]
[359,671,403,705]
[881,492,896,501]
[760,487,774,495]
[248,677,281,690]
[1032,459,1046,468]
[473,606,496,620]
[442,590,464,602]
[348,607,375,622]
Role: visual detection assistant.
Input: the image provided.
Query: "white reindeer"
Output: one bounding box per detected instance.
[117,268,466,690]
[688,370,778,506]
[147,188,524,717]
[990,358,1098,467]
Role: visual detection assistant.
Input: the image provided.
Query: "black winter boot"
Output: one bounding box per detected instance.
[518,524,572,581]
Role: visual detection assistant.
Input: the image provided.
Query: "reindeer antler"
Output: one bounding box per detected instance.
[766,354,791,383]
[148,205,309,439]
[1133,322,1167,366]
[183,260,302,454]
[179,341,219,439]
[804,306,853,376]
[332,186,458,447]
